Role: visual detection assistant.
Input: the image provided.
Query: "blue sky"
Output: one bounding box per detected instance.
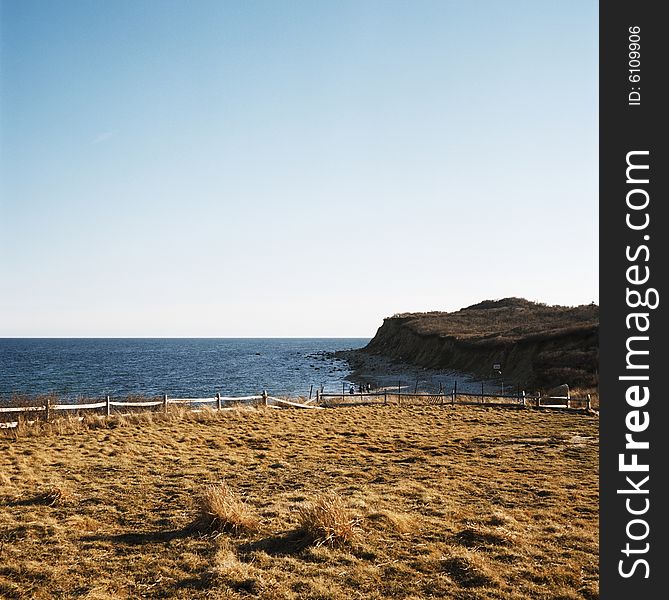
[0,0,598,337]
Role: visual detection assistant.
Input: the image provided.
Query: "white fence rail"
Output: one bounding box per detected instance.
[266,396,323,409]
[109,400,163,407]
[52,401,108,411]
[0,405,45,414]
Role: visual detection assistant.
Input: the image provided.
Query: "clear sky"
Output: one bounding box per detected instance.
[0,0,598,337]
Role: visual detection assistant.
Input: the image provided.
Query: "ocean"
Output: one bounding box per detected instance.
[0,338,368,400]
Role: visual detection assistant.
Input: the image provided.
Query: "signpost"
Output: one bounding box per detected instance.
[493,364,503,396]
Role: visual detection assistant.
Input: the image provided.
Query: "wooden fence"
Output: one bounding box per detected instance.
[0,392,327,428]
[317,388,592,411]
[0,386,592,429]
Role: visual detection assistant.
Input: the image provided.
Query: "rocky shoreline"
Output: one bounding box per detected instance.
[331,349,498,395]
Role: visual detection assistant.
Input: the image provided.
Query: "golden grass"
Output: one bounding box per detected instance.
[296,493,361,547]
[193,482,260,535]
[0,404,598,599]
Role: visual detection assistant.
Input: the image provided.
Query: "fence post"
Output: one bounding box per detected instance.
[342,382,345,402]
[106,395,111,417]
[163,394,168,414]
[522,390,526,407]
[262,390,268,406]
[45,396,51,422]
[398,381,401,405]
[309,384,313,400]
[453,380,457,404]
[316,389,320,404]
[216,392,221,411]
[586,394,592,411]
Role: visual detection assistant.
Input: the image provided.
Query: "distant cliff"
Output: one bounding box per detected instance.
[362,298,598,390]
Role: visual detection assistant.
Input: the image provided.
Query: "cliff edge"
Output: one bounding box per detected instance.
[361,298,598,390]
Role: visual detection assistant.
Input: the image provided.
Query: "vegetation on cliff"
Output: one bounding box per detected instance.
[365,298,598,391]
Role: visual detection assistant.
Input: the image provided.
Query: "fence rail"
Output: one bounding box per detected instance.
[0,405,44,414]
[109,400,163,407]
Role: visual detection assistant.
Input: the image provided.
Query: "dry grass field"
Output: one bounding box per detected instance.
[0,405,598,600]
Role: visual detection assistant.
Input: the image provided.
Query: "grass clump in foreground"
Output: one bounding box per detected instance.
[0,404,598,599]
[297,493,361,547]
[193,482,259,535]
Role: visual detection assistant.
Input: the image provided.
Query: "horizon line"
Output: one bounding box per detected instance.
[0,336,372,340]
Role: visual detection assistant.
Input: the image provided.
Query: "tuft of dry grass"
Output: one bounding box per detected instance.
[193,482,260,535]
[297,493,361,547]
[366,508,417,535]
[439,549,502,589]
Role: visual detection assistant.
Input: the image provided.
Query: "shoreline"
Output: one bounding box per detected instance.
[332,348,502,395]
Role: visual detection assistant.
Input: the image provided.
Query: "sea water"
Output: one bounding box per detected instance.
[0,338,368,400]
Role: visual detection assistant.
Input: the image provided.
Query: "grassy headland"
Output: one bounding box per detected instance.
[355,298,598,392]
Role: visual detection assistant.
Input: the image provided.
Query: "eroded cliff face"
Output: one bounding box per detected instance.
[362,301,598,390]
